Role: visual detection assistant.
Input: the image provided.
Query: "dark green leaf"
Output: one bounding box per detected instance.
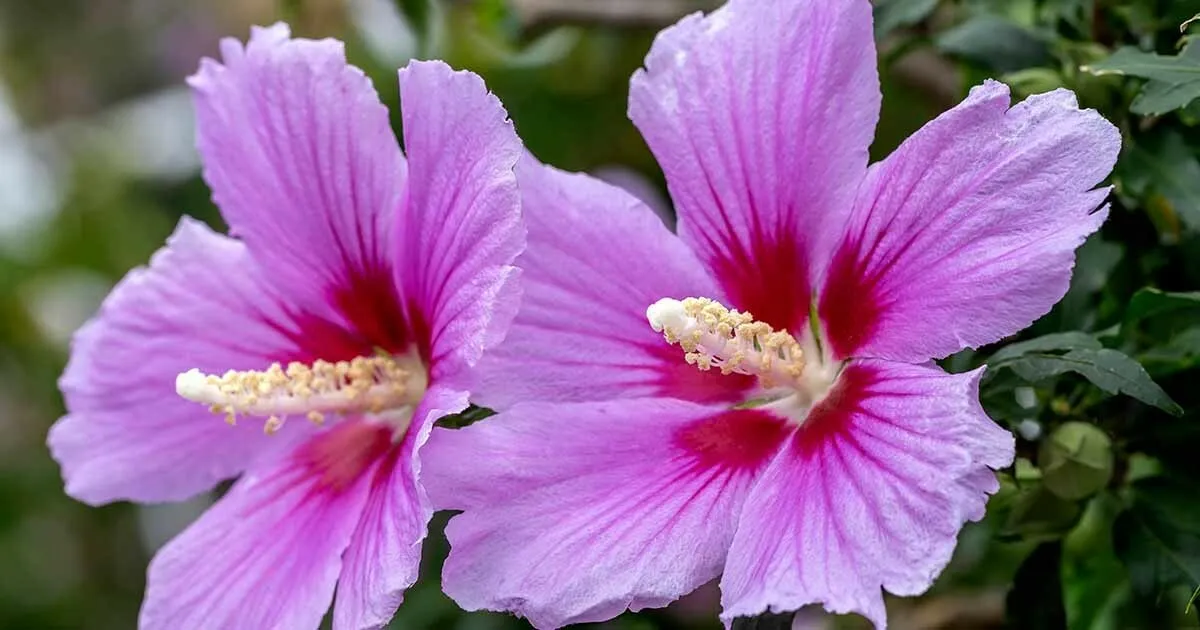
[1084,44,1200,83]
[873,0,939,38]
[1085,42,1200,115]
[1119,131,1200,232]
[1140,327,1200,376]
[1112,478,1200,599]
[435,405,496,429]
[1006,349,1182,415]
[988,332,1102,365]
[1006,542,1067,630]
[1133,78,1200,115]
[1126,287,1200,325]
[936,15,1052,72]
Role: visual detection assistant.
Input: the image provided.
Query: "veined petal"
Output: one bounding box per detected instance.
[721,360,1014,628]
[424,398,790,629]
[49,218,314,505]
[333,385,468,630]
[140,422,389,630]
[474,156,751,409]
[629,0,879,333]
[395,61,523,385]
[189,24,414,358]
[819,81,1120,362]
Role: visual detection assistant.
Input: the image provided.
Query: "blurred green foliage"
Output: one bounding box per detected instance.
[2,0,1200,628]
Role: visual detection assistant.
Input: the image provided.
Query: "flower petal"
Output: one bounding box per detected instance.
[474,156,750,409]
[189,23,408,346]
[720,360,1014,627]
[139,422,388,630]
[818,82,1120,362]
[49,218,314,505]
[333,385,468,630]
[394,61,523,385]
[629,0,879,332]
[424,398,791,628]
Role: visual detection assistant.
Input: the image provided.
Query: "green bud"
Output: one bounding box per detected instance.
[1039,421,1115,500]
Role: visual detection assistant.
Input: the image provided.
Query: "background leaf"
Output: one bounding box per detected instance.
[1006,541,1068,629]
[1003,348,1182,415]
[1112,478,1200,600]
[1084,41,1200,115]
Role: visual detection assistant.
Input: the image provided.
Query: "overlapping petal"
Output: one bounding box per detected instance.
[425,398,791,628]
[720,360,1014,627]
[334,385,468,630]
[49,218,315,505]
[140,422,387,630]
[189,23,407,348]
[819,82,1121,362]
[629,0,879,332]
[395,61,523,386]
[474,156,749,409]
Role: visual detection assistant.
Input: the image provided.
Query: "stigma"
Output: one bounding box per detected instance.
[175,355,425,434]
[647,297,805,389]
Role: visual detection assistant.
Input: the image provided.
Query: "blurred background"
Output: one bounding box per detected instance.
[2,0,1200,628]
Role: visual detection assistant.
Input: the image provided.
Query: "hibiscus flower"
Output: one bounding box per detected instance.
[48,24,523,630]
[423,0,1119,627]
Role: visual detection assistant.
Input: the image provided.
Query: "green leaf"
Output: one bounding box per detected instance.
[936,15,1052,72]
[1140,327,1200,377]
[1113,478,1200,599]
[873,0,939,38]
[1084,44,1200,83]
[1007,542,1068,629]
[1003,484,1085,540]
[435,405,495,429]
[1126,287,1200,325]
[988,332,1102,364]
[1006,349,1182,415]
[1084,42,1200,115]
[1118,131,1200,234]
[1133,78,1200,115]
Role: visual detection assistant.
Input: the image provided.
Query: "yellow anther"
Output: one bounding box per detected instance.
[175,354,425,434]
[647,297,805,389]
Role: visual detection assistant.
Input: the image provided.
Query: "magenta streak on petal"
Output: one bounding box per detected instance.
[673,408,792,473]
[296,420,395,495]
[647,342,756,404]
[710,231,811,336]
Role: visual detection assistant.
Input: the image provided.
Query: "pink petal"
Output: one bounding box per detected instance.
[819,82,1120,362]
[474,156,751,409]
[334,385,468,630]
[628,0,879,333]
[49,218,315,505]
[424,398,791,628]
[140,421,392,630]
[720,360,1014,627]
[394,61,523,386]
[188,24,415,358]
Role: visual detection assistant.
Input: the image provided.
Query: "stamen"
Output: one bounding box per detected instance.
[175,355,419,434]
[647,297,805,388]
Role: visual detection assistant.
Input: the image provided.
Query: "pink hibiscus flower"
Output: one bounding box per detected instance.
[423,0,1119,628]
[47,24,523,630]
